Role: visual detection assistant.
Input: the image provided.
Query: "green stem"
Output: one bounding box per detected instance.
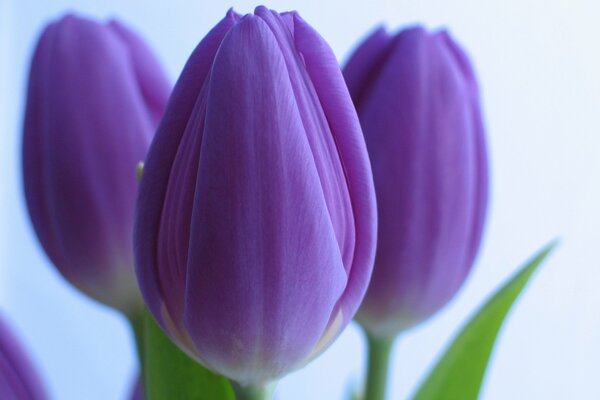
[232,382,274,400]
[364,333,395,400]
[127,310,146,387]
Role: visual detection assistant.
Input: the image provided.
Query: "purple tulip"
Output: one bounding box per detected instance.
[23,14,171,313]
[0,315,47,400]
[134,7,377,385]
[129,377,143,400]
[344,27,488,338]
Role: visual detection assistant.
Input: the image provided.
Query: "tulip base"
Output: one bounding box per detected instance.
[364,333,395,400]
[232,382,274,400]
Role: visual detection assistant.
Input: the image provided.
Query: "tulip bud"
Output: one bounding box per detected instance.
[344,27,488,338]
[134,7,377,385]
[0,314,47,400]
[23,14,171,313]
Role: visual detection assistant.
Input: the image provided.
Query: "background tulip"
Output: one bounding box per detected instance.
[134,7,377,389]
[129,377,143,400]
[343,25,487,400]
[22,14,171,313]
[0,314,47,400]
[344,26,488,339]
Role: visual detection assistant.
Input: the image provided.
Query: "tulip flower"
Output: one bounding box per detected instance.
[343,27,488,399]
[129,378,143,400]
[134,7,377,393]
[23,14,171,314]
[0,314,47,400]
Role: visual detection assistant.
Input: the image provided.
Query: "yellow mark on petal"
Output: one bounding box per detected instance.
[136,161,144,182]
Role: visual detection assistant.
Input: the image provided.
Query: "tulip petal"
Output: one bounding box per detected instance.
[135,10,240,331]
[256,7,356,278]
[108,20,171,127]
[290,13,377,326]
[439,31,489,271]
[183,15,347,384]
[0,316,46,400]
[23,22,63,273]
[343,26,391,105]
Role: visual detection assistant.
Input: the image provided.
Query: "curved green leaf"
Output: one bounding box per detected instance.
[412,241,557,400]
[144,310,235,400]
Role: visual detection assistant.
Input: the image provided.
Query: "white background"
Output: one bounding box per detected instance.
[2,0,599,399]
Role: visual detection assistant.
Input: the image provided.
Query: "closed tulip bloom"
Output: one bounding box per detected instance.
[23,15,170,313]
[135,7,377,386]
[344,27,488,339]
[0,315,47,400]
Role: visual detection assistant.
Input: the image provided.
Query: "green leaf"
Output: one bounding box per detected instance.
[144,310,235,400]
[412,241,557,400]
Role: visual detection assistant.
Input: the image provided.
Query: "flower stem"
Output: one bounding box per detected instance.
[232,382,274,400]
[364,333,395,400]
[127,309,146,385]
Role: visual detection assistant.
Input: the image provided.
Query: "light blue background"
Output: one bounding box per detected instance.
[2,0,599,399]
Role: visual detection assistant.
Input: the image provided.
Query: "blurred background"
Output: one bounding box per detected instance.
[1,0,599,399]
